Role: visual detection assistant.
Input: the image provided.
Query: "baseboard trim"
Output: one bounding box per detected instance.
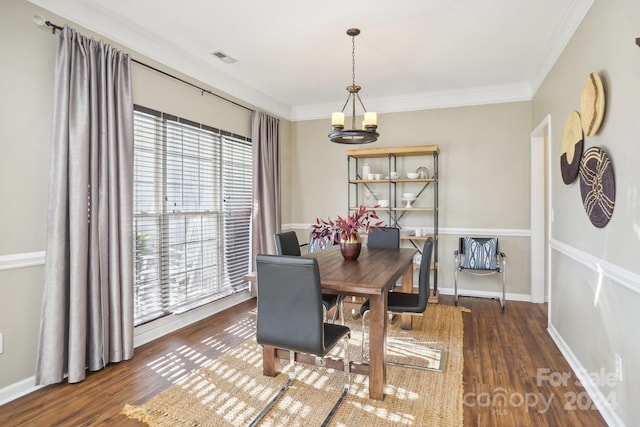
[0,292,253,407]
[134,291,253,347]
[437,287,531,303]
[0,376,45,407]
[547,324,624,427]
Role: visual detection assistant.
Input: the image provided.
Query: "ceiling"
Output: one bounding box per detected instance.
[29,0,594,121]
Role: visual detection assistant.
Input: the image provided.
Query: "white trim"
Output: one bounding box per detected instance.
[550,239,640,295]
[283,224,531,238]
[0,251,46,271]
[530,115,551,303]
[0,292,253,406]
[291,83,533,121]
[0,376,46,407]
[529,0,596,95]
[134,291,253,347]
[437,227,530,237]
[548,323,624,427]
[438,287,531,303]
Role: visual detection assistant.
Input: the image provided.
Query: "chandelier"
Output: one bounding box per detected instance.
[329,28,379,144]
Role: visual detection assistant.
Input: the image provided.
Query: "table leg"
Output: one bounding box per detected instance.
[368,292,388,400]
[400,263,414,330]
[262,345,280,377]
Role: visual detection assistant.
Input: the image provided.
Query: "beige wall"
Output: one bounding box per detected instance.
[532,0,639,424]
[290,102,533,297]
[5,0,636,423]
[0,0,289,391]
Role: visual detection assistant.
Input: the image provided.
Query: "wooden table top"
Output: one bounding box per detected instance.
[244,245,416,296]
[301,245,416,296]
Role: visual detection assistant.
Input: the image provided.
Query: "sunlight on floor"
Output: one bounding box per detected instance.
[146,312,257,384]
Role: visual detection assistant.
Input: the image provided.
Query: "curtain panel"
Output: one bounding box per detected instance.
[251,112,280,292]
[36,26,134,385]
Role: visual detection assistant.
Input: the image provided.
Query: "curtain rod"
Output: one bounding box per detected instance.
[43,20,254,113]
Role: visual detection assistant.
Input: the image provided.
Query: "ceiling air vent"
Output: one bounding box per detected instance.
[211,51,237,64]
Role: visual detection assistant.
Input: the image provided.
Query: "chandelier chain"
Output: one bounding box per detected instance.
[352,34,356,86]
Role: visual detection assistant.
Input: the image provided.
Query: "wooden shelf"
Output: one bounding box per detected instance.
[393,207,435,212]
[349,206,435,212]
[400,234,435,241]
[350,178,436,184]
[346,145,440,158]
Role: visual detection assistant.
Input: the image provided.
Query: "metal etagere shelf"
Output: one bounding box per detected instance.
[346,145,439,295]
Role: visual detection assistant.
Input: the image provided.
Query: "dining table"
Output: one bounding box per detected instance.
[254,244,417,401]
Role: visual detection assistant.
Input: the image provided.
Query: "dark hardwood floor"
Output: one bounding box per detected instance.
[0,296,607,426]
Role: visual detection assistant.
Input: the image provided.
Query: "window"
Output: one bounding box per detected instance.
[133,106,252,326]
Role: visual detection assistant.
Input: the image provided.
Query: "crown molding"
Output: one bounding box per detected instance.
[290,83,533,122]
[27,0,292,119]
[529,0,595,94]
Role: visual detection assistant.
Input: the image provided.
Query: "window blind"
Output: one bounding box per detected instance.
[133,106,252,326]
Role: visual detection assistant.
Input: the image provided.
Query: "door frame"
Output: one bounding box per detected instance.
[530,115,551,303]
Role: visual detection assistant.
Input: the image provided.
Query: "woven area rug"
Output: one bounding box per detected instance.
[123,304,468,426]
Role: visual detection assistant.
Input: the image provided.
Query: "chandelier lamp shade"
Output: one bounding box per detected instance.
[329,28,379,144]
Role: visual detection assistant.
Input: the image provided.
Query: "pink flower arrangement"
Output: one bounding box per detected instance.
[311,205,383,242]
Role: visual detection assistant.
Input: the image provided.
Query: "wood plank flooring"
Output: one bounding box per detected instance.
[0,296,607,426]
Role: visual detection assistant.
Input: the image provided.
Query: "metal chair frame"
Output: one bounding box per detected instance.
[251,255,351,427]
[360,238,438,371]
[453,236,506,309]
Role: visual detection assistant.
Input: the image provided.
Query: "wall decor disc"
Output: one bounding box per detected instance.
[579,147,615,228]
[560,111,584,184]
[580,72,605,137]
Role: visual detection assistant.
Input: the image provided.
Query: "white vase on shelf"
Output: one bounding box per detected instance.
[362,162,370,180]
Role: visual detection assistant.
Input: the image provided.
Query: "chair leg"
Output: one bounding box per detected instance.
[248,350,296,427]
[331,295,345,325]
[454,268,459,306]
[360,310,369,361]
[321,336,351,427]
[501,261,506,310]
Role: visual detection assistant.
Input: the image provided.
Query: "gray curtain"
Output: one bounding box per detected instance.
[251,111,280,294]
[36,26,134,385]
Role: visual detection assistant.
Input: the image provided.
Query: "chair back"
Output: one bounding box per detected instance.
[255,254,325,356]
[417,237,434,311]
[274,231,302,256]
[308,231,335,253]
[367,227,400,249]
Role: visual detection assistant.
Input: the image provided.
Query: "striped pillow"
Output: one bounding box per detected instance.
[462,237,497,270]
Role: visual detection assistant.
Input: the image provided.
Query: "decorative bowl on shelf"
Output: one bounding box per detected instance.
[406,172,419,179]
[377,199,389,207]
[402,192,416,199]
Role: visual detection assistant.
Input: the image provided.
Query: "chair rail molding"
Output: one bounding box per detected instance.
[0,251,46,271]
[550,238,640,295]
[439,227,530,237]
[285,224,531,238]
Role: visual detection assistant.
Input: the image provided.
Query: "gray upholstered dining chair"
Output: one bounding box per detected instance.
[273,230,302,256]
[359,237,435,369]
[307,231,336,253]
[251,254,351,427]
[273,231,343,324]
[367,226,400,248]
[345,226,401,320]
